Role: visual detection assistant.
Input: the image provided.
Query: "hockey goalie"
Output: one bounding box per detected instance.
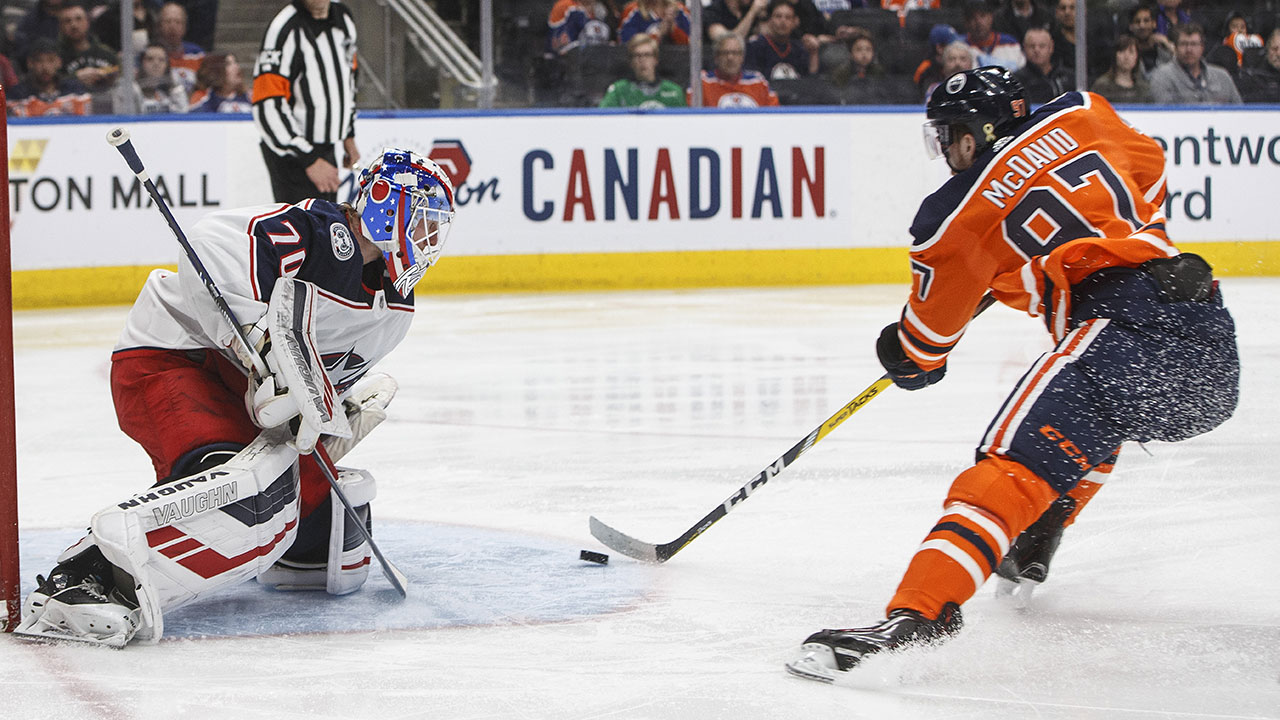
[14,148,455,647]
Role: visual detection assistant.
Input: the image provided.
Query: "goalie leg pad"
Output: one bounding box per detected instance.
[258,468,376,595]
[88,429,301,644]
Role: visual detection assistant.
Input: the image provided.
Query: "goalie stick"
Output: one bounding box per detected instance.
[589,293,998,563]
[106,128,408,598]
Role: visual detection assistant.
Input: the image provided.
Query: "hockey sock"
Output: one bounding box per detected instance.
[1063,478,1102,526]
[297,455,334,518]
[889,456,1059,618]
[1060,450,1114,528]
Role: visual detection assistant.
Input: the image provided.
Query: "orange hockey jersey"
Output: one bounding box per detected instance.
[695,69,779,107]
[900,92,1174,371]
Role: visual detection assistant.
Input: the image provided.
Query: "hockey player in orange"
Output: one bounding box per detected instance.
[786,66,1240,682]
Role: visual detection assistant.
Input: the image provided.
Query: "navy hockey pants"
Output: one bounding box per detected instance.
[978,267,1240,493]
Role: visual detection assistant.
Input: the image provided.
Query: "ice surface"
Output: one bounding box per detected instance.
[3,282,1277,719]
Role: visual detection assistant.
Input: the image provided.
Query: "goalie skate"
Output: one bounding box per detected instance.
[13,546,141,648]
[785,603,963,683]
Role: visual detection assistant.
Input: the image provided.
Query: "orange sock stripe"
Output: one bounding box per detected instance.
[890,544,986,618]
[927,518,1000,575]
[944,501,1011,557]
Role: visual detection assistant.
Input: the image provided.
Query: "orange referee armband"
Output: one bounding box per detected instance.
[252,73,291,103]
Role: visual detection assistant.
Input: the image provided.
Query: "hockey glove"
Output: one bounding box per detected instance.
[876,323,946,391]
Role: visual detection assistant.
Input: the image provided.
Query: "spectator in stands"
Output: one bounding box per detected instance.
[175,0,219,52]
[1049,0,1076,72]
[774,0,834,59]
[1235,27,1280,102]
[1090,34,1154,103]
[924,40,976,100]
[993,0,1051,44]
[14,0,66,69]
[155,1,204,93]
[1154,0,1189,38]
[1207,11,1263,76]
[58,2,119,94]
[7,37,92,116]
[119,41,188,113]
[1046,0,1111,78]
[914,24,959,99]
[1014,25,1070,102]
[94,0,156,53]
[547,0,617,54]
[1149,23,1242,104]
[829,27,882,82]
[189,52,250,112]
[599,34,687,107]
[704,0,769,43]
[1130,4,1174,73]
[962,0,1024,71]
[696,32,780,106]
[748,0,818,77]
[828,26,910,103]
[618,0,692,45]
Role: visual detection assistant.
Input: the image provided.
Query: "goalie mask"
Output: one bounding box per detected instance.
[354,148,455,295]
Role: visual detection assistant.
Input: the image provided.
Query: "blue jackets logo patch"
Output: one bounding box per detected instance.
[330,222,355,261]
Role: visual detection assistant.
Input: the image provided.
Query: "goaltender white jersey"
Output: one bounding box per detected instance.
[116,199,414,396]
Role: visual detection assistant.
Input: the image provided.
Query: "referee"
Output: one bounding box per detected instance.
[252,0,360,204]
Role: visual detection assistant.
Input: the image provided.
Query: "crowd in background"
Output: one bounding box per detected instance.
[2,0,247,117]
[540,0,1280,106]
[4,0,1278,116]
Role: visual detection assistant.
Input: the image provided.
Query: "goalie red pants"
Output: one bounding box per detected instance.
[890,267,1240,618]
[109,347,332,519]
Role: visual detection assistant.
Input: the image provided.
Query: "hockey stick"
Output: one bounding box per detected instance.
[106,128,408,598]
[589,293,998,563]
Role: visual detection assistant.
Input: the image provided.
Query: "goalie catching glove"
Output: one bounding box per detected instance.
[243,277,351,453]
[876,322,947,391]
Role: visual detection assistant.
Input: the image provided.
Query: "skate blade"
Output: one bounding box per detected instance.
[12,625,129,649]
[784,643,839,684]
[994,577,1038,609]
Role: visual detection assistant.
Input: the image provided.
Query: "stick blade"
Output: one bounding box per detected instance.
[588,516,662,563]
[383,562,410,599]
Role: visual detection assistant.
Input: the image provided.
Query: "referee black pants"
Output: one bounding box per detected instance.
[261,143,338,204]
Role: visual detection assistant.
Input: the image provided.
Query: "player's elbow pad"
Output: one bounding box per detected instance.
[876,323,947,391]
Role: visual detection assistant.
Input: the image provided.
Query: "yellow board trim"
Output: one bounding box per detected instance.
[12,241,1279,310]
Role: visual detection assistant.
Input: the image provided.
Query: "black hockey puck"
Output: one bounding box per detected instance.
[579,550,609,565]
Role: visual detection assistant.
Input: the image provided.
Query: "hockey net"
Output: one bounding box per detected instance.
[0,86,19,632]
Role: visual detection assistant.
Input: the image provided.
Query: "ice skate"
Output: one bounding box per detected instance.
[994,495,1073,605]
[13,547,141,648]
[785,603,963,683]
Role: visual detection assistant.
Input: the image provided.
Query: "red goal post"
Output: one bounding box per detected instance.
[0,84,20,632]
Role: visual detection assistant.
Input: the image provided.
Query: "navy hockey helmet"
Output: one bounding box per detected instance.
[923,66,1029,160]
[354,147,455,296]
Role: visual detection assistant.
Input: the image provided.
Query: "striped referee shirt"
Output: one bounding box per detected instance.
[252,1,358,163]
